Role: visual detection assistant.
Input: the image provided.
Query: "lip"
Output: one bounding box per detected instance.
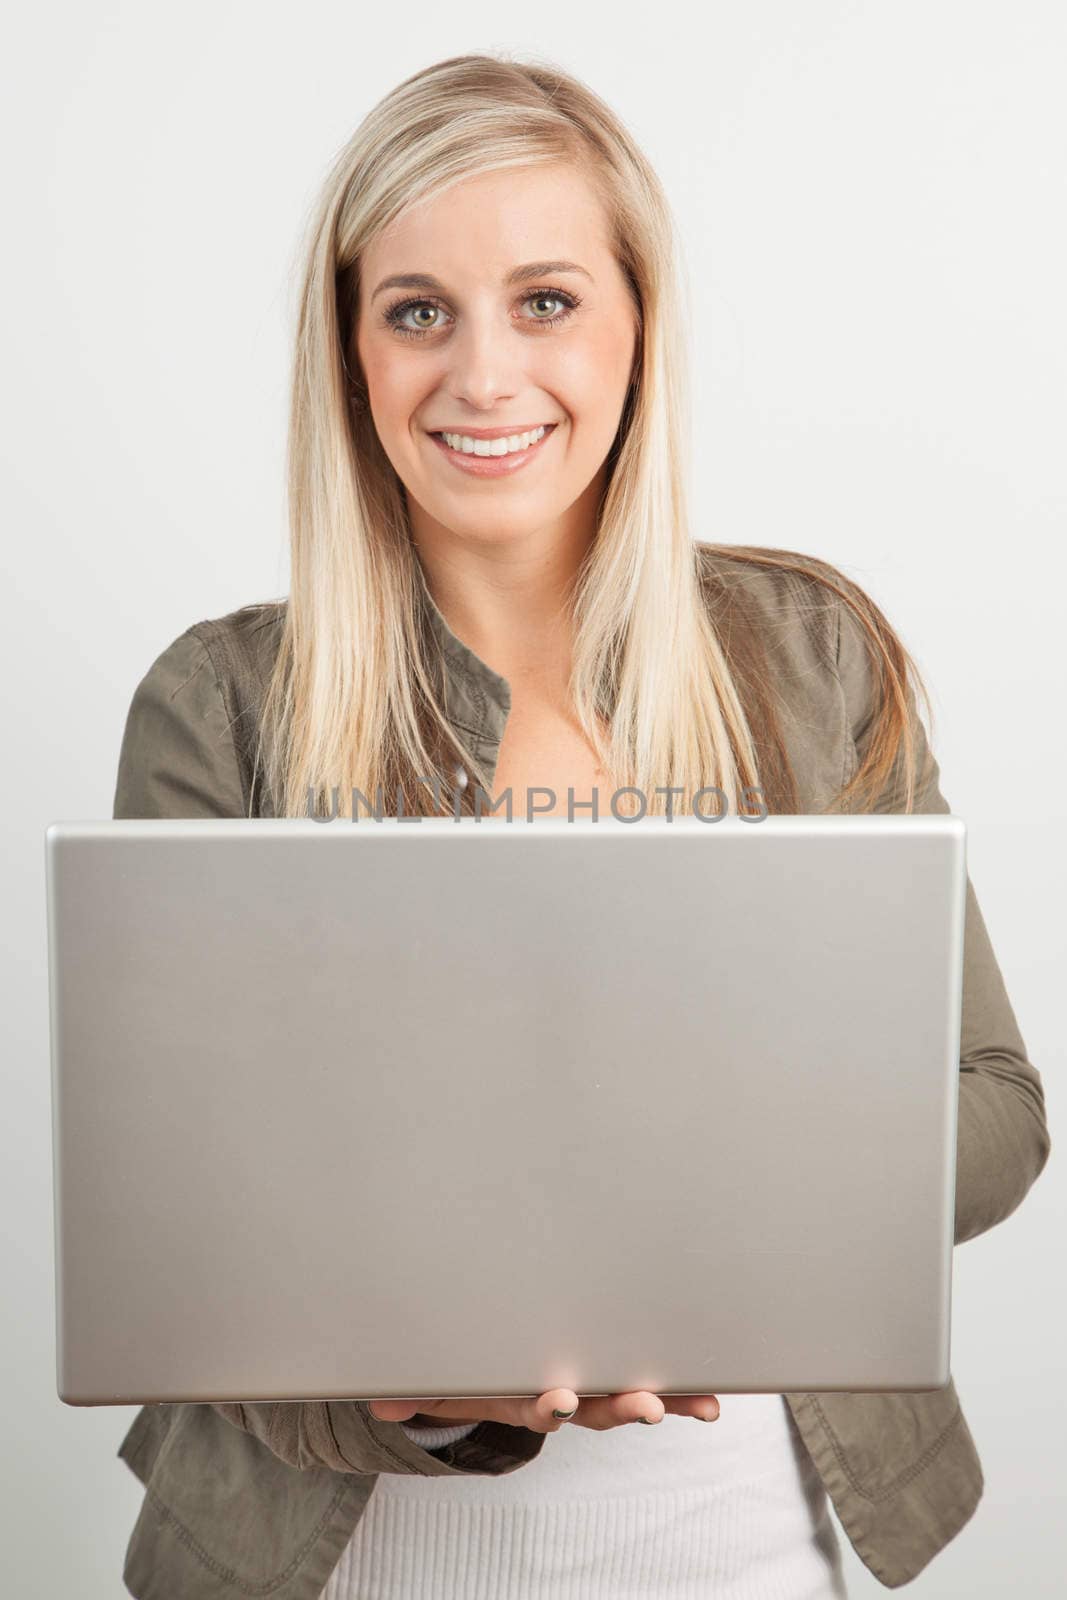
[427,422,558,478]
[428,422,557,439]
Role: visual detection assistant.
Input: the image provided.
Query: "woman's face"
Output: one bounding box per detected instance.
[354,162,639,550]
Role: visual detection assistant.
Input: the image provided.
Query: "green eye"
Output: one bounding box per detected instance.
[382,287,582,340]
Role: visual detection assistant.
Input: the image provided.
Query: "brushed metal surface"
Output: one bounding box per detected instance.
[44,815,965,1405]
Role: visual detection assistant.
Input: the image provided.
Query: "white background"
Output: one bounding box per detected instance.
[2,2,1063,1594]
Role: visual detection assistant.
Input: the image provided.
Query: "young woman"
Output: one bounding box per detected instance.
[112,52,1050,1600]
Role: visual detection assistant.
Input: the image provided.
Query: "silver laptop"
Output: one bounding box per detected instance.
[45,814,966,1407]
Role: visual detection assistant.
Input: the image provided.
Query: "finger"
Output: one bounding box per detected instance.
[367,1391,720,1427]
[368,1391,581,1432]
[366,1398,437,1422]
[660,1394,721,1422]
[569,1391,667,1430]
[451,1389,580,1432]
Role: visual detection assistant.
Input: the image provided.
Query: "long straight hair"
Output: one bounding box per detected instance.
[250,51,933,821]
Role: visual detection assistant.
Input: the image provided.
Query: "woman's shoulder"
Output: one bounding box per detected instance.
[185,598,287,704]
[114,600,288,820]
[694,538,847,682]
[127,596,287,727]
[132,598,286,684]
[186,598,287,687]
[693,540,921,809]
[134,599,288,723]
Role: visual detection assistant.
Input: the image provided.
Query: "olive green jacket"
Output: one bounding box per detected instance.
[110,544,1050,1596]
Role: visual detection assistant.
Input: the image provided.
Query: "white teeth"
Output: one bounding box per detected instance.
[440,424,549,457]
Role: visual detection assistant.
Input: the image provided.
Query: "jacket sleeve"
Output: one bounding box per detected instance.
[113,627,548,1477]
[835,600,1051,1245]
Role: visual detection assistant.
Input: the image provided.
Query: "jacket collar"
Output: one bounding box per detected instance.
[411,551,512,769]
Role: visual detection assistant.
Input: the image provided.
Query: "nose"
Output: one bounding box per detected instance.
[441,314,526,413]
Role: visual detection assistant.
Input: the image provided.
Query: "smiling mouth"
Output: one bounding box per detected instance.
[430,423,558,457]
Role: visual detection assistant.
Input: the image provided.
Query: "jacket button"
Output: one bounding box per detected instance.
[453,764,468,790]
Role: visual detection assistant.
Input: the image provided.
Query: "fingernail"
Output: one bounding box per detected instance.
[552,1407,577,1419]
[637,1415,659,1425]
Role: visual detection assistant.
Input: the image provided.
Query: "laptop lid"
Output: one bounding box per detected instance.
[45,814,966,1405]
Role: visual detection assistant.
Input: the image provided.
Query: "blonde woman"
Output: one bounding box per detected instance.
[112,52,1050,1600]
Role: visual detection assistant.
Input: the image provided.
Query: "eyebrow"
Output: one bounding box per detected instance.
[370,260,594,301]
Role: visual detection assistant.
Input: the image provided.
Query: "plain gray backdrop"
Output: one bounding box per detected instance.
[3,2,1063,1595]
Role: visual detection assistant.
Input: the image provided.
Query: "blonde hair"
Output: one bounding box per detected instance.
[249,51,933,821]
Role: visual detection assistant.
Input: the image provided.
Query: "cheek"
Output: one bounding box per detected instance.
[358,331,412,401]
[366,365,431,444]
[557,331,633,415]
[562,351,632,448]
[364,355,405,409]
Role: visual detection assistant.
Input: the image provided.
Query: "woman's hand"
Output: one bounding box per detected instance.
[367,1389,720,1431]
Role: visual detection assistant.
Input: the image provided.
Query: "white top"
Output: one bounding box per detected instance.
[318,1394,848,1598]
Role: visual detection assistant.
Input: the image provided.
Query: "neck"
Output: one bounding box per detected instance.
[411,522,596,691]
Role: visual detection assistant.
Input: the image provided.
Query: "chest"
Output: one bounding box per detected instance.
[481,700,615,821]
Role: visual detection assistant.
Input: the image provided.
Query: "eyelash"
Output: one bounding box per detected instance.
[381,286,583,340]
